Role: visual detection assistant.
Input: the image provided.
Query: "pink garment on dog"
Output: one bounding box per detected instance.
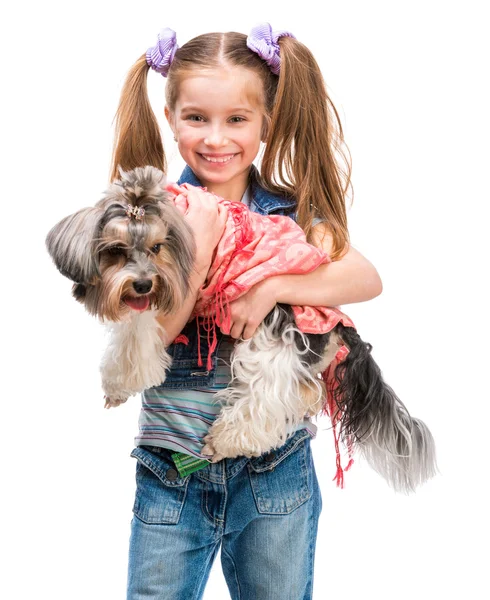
[171,185,356,486]
[189,198,354,336]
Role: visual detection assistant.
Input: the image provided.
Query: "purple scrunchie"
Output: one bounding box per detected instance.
[246,23,296,75]
[146,28,179,77]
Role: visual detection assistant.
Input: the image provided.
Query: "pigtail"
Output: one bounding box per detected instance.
[109,55,166,183]
[261,37,352,260]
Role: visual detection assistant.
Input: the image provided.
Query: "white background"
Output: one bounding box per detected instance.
[2,1,489,598]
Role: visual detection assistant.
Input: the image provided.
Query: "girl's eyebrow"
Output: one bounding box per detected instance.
[180,105,255,114]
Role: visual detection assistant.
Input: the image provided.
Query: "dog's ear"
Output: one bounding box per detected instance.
[46,206,104,284]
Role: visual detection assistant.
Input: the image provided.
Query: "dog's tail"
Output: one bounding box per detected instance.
[329,323,437,494]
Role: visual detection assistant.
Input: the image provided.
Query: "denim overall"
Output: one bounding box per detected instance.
[127,165,323,600]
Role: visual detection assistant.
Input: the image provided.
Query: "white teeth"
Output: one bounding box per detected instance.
[201,154,235,163]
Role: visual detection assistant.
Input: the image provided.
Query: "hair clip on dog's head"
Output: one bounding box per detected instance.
[125,204,146,220]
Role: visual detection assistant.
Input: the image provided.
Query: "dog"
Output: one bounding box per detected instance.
[45,165,437,493]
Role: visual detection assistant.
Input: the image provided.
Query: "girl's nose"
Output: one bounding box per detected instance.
[204,127,228,147]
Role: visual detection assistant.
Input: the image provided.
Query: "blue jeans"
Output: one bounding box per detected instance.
[126,428,323,599]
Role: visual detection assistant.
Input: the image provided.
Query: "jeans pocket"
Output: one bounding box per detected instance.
[130,446,190,525]
[247,429,313,515]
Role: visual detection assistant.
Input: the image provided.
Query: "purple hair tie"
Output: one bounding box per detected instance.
[146,28,179,77]
[246,23,296,76]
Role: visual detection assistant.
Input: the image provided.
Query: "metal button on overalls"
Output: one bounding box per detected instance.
[166,468,178,481]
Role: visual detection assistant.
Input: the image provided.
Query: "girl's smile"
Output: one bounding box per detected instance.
[166,67,265,201]
[199,152,237,164]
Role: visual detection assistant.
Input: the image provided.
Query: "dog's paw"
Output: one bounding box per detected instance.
[201,437,225,463]
[204,407,280,459]
[202,425,264,461]
[104,395,128,409]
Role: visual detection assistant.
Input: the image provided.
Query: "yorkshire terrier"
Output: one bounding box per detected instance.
[46,165,437,493]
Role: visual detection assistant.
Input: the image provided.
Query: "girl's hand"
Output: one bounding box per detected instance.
[166,183,228,275]
[221,280,277,340]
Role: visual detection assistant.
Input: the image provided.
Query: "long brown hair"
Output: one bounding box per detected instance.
[110,32,352,259]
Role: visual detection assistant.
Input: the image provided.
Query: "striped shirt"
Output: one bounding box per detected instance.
[135,335,318,458]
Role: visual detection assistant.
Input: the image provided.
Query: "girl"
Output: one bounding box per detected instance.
[110,23,382,600]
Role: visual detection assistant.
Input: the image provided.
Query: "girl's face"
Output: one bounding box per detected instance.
[166,66,266,201]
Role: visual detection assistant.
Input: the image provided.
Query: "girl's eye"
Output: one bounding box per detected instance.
[151,243,162,254]
[186,115,204,122]
[229,116,245,123]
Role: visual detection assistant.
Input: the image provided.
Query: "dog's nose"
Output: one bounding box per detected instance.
[133,279,153,294]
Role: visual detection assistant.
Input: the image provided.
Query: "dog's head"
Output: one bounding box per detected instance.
[46,166,196,321]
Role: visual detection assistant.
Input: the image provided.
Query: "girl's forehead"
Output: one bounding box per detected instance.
[175,67,264,111]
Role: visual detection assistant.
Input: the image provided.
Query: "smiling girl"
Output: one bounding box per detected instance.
[110,24,382,599]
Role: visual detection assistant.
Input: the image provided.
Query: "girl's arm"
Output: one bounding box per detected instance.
[155,263,210,346]
[222,223,382,340]
[155,186,228,346]
[268,222,383,307]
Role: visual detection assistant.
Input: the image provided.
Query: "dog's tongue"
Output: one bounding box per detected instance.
[124,296,150,311]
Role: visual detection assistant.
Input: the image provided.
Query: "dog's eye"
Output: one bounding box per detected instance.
[150,243,162,254]
[107,246,126,257]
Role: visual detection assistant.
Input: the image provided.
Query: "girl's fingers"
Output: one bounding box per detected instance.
[165,182,186,195]
[230,321,245,340]
[165,183,189,215]
[172,184,224,237]
[173,194,189,215]
[218,203,228,221]
[216,204,229,233]
[185,188,219,216]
